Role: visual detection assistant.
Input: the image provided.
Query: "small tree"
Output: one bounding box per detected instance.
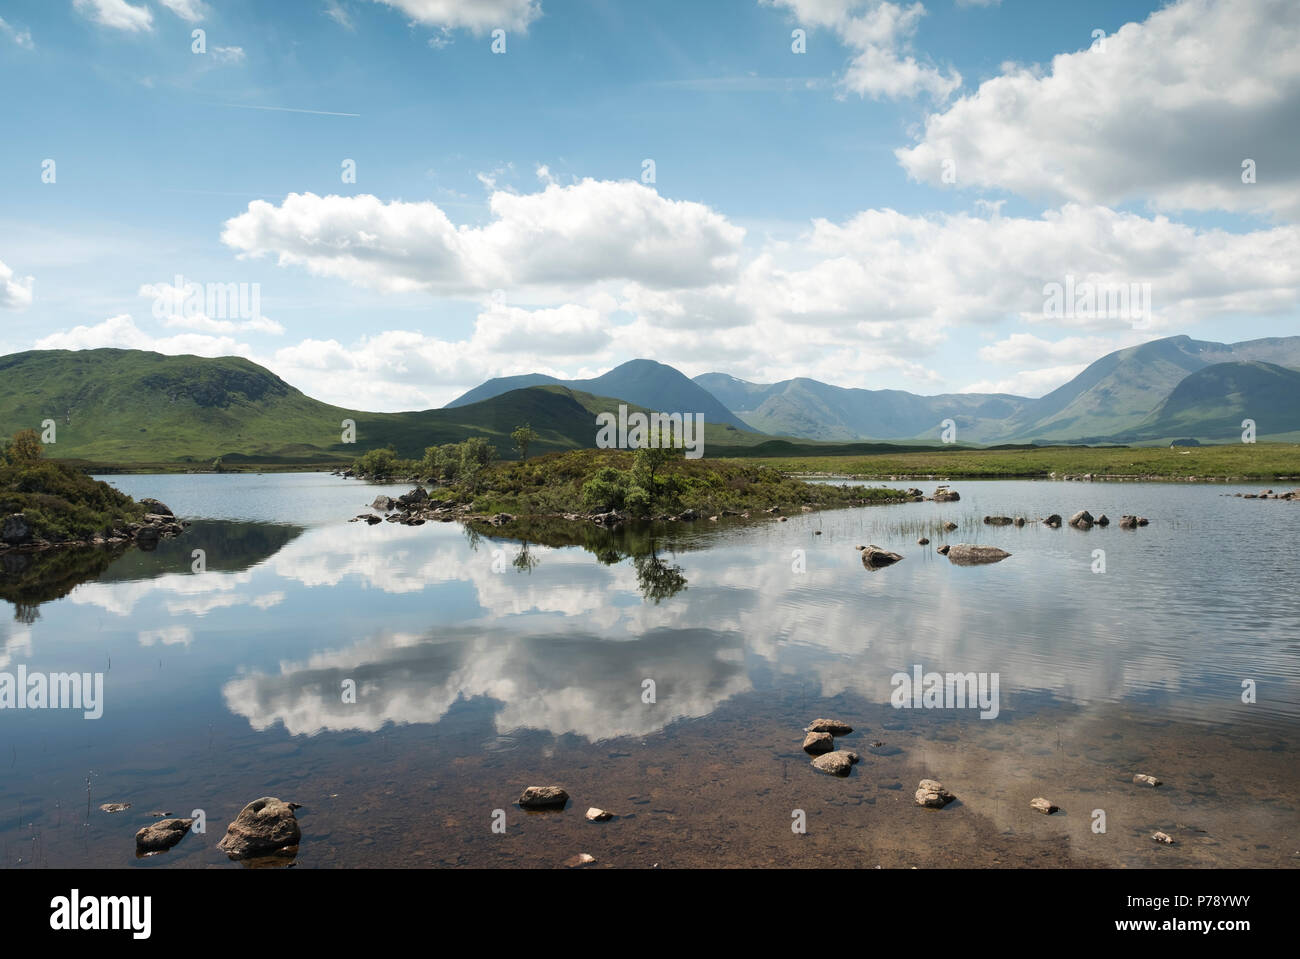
[458,437,496,493]
[511,423,538,461]
[631,425,683,509]
[9,429,43,464]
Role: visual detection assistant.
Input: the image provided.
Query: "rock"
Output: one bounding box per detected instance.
[397,488,428,507]
[936,544,951,555]
[1029,797,1058,815]
[135,818,194,853]
[363,514,382,525]
[860,545,903,568]
[917,537,930,545]
[778,516,788,522]
[932,488,961,502]
[137,498,173,517]
[1119,515,1140,529]
[810,750,860,777]
[1043,514,1062,528]
[941,521,957,531]
[147,810,172,817]
[946,543,1012,565]
[489,512,514,526]
[564,853,596,867]
[518,785,569,809]
[134,526,160,546]
[1151,831,1175,845]
[868,740,885,748]
[807,718,853,735]
[1068,510,1094,529]
[1095,514,1110,526]
[679,509,700,521]
[1133,773,1162,787]
[216,797,302,860]
[585,807,613,822]
[802,731,835,754]
[983,515,1014,526]
[1137,517,1149,526]
[914,779,955,808]
[371,495,394,511]
[100,802,131,813]
[1,514,32,546]
[1014,517,1026,526]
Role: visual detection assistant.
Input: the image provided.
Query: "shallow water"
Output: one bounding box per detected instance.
[0,473,1296,868]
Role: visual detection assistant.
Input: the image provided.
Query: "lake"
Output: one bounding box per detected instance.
[1,472,1297,868]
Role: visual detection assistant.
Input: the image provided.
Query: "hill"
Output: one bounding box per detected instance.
[447,358,756,432]
[1127,361,1300,442]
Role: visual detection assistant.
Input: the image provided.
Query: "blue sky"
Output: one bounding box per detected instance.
[1,0,1297,410]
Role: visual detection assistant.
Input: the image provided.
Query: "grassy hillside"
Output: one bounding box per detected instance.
[1128,361,1300,442]
[0,350,761,466]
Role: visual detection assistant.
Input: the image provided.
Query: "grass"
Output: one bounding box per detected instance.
[741,442,1300,481]
[0,459,152,543]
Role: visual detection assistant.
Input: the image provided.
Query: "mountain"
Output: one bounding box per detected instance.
[447,359,756,432]
[1127,361,1300,442]
[694,373,1028,443]
[0,350,759,464]
[696,335,1300,444]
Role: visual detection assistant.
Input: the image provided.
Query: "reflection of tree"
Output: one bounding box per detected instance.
[464,515,693,603]
[511,541,539,574]
[1,547,122,620]
[633,547,687,604]
[14,602,39,625]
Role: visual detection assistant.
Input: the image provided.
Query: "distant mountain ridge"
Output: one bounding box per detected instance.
[447,358,754,432]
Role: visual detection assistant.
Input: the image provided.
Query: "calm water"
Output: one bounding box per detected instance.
[1,473,1297,869]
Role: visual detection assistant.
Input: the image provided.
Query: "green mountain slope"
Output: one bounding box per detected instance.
[1127,361,1300,442]
[0,350,759,464]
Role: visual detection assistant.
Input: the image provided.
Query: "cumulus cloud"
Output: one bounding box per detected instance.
[220,181,746,295]
[896,0,1300,220]
[73,0,153,32]
[370,0,541,34]
[158,0,207,22]
[763,0,961,101]
[0,259,34,309]
[212,45,246,63]
[33,314,247,357]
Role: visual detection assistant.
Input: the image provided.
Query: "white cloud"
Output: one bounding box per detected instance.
[896,0,1300,220]
[32,314,247,357]
[370,0,541,34]
[962,364,1090,398]
[763,0,960,101]
[977,333,1147,368]
[73,0,153,32]
[324,1,355,29]
[137,281,284,335]
[212,45,246,63]
[158,0,208,22]
[220,181,746,295]
[0,16,34,48]
[0,259,34,309]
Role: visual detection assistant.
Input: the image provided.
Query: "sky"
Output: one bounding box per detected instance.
[1,0,1297,411]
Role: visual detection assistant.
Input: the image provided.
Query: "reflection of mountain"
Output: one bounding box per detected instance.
[0,520,304,622]
[94,520,305,582]
[222,625,750,739]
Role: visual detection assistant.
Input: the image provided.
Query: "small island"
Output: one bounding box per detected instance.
[0,429,185,553]
[343,439,912,527]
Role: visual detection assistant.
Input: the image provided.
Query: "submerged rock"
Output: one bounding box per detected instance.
[585,807,613,822]
[216,797,302,860]
[1095,514,1110,526]
[983,515,1014,526]
[1152,831,1175,845]
[941,521,957,532]
[936,544,951,555]
[811,750,860,777]
[1029,797,1058,815]
[518,785,569,809]
[915,779,955,808]
[135,818,194,854]
[99,802,131,814]
[946,543,1012,565]
[932,488,961,502]
[802,731,835,754]
[917,537,929,545]
[1133,773,1162,787]
[807,718,854,735]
